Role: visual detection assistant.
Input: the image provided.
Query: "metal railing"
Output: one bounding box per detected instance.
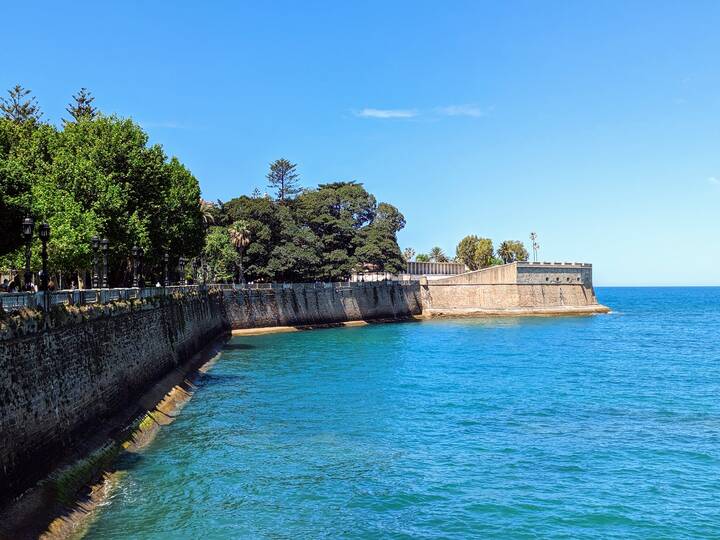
[0,280,420,313]
[0,285,203,313]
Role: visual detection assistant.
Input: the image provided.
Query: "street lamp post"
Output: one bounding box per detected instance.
[91,236,100,288]
[132,245,140,288]
[101,238,109,288]
[38,223,50,311]
[178,257,187,286]
[21,217,35,290]
[137,247,144,287]
[163,252,169,287]
[38,223,50,292]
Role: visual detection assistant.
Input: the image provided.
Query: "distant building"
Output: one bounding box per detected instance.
[405,261,466,279]
[350,261,467,282]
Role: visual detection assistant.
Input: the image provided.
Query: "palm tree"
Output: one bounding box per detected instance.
[228,221,251,284]
[402,247,415,262]
[429,246,448,263]
[498,241,513,264]
[200,200,216,230]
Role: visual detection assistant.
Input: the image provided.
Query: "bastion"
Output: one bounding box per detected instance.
[420,261,609,316]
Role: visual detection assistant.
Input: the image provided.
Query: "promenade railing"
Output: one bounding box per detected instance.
[0,285,202,313]
[0,279,420,313]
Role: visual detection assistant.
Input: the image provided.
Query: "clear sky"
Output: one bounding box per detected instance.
[2,1,719,285]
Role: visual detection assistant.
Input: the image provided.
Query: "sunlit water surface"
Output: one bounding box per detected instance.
[85,288,720,539]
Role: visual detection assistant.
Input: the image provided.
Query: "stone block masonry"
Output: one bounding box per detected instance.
[0,282,422,507]
[421,262,609,315]
[223,281,422,329]
[0,291,228,507]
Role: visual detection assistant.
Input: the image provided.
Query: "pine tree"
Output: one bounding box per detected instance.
[0,84,42,123]
[65,87,97,122]
[266,158,301,203]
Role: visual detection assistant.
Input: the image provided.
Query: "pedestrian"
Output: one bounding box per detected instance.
[8,275,21,293]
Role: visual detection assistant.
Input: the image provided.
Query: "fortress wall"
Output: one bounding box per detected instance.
[223,282,422,329]
[422,283,602,312]
[516,263,593,286]
[421,262,606,314]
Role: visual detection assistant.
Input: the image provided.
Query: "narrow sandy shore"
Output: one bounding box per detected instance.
[422,305,611,317]
[230,317,423,336]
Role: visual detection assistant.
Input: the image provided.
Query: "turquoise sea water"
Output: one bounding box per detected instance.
[85,288,720,539]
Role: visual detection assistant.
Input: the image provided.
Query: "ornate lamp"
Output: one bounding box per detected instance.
[100,238,109,288]
[91,236,100,288]
[178,256,187,286]
[163,252,170,287]
[132,245,140,287]
[22,217,35,289]
[38,223,50,292]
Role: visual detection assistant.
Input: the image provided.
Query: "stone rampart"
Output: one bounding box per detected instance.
[224,281,422,329]
[421,262,608,315]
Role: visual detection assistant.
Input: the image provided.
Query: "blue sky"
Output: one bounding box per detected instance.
[2,1,719,285]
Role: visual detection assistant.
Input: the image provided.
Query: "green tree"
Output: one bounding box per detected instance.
[456,235,480,270]
[497,240,529,263]
[0,118,43,257]
[266,205,322,282]
[416,253,431,262]
[295,181,377,280]
[456,235,494,270]
[202,226,237,282]
[0,85,42,124]
[65,88,97,123]
[402,247,415,262]
[228,220,252,283]
[200,199,216,229]
[474,238,494,268]
[267,158,301,203]
[429,246,448,262]
[354,201,406,274]
[49,115,203,283]
[223,194,280,281]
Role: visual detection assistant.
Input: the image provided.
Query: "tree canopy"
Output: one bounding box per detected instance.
[455,235,494,270]
[0,89,203,285]
[429,246,448,262]
[65,88,97,123]
[217,180,405,282]
[0,86,408,287]
[0,85,42,124]
[497,240,529,263]
[266,158,301,203]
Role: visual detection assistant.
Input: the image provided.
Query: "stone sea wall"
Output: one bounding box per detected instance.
[0,282,422,506]
[421,262,608,315]
[223,281,422,329]
[0,291,228,506]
